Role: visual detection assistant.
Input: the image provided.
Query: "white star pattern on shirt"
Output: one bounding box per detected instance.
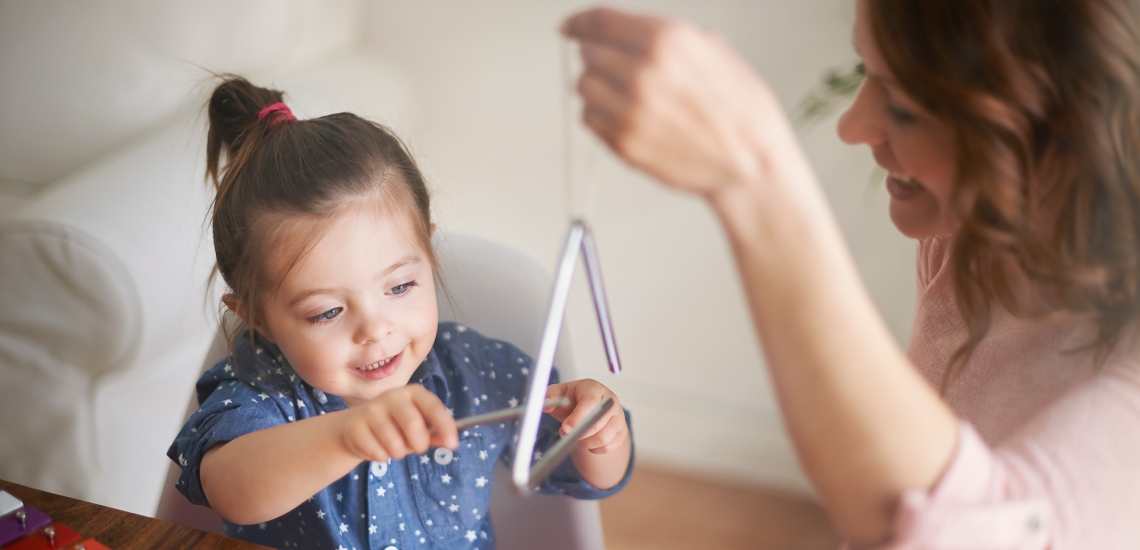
[316,510,325,520]
[339,522,348,533]
[465,530,477,542]
[420,455,431,464]
[475,476,488,488]
[337,546,347,550]
[479,450,488,460]
[449,504,459,512]
[521,367,529,375]
[258,393,269,400]
[222,399,232,406]
[336,492,343,501]
[178,454,188,467]
[425,519,433,526]
[441,474,451,484]
[457,325,467,332]
[376,487,385,497]
[442,332,451,340]
[410,474,419,480]
[399,523,405,531]
[259,523,266,530]
[508,397,519,408]
[223,363,232,372]
[368,524,377,534]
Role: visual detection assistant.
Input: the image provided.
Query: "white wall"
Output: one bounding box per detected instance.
[364,0,917,495]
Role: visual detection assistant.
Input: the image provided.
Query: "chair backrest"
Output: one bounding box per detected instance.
[154,232,606,550]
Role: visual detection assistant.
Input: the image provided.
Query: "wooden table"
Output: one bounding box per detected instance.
[0,480,269,550]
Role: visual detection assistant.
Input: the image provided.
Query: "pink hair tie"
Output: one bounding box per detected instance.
[258,102,295,130]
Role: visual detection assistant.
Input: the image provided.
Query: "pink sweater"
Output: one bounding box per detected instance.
[879,236,1140,549]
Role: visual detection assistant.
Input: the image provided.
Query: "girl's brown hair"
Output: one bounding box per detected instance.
[868,0,1140,389]
[205,76,437,345]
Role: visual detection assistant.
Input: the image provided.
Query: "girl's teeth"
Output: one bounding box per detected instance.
[359,356,393,371]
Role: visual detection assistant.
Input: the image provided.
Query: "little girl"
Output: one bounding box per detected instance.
[167,77,634,550]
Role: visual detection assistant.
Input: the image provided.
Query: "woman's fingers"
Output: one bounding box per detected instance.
[562,7,662,53]
[563,7,785,198]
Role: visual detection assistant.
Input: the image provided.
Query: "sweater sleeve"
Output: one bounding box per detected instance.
[878,356,1140,549]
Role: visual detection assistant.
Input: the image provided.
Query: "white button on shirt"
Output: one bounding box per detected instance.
[434,447,454,465]
[371,460,388,478]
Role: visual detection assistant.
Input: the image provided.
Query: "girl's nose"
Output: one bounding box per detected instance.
[355,310,394,346]
[836,81,885,147]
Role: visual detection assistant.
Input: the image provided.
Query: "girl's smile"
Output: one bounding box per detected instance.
[351,349,404,381]
[250,199,440,407]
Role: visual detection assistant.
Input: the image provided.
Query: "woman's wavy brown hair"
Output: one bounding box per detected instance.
[868,0,1140,389]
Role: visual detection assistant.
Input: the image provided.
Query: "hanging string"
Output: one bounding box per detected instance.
[562,39,601,222]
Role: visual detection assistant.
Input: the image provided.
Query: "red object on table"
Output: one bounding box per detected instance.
[4,523,82,549]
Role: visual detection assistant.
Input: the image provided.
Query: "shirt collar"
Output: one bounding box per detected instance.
[410,349,451,406]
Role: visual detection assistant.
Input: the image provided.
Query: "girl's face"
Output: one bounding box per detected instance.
[837,0,958,239]
[254,203,438,407]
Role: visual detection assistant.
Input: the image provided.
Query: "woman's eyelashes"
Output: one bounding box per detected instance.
[387,280,418,296]
[887,101,917,124]
[307,306,343,325]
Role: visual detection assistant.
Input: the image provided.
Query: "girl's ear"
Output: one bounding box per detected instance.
[222,293,274,341]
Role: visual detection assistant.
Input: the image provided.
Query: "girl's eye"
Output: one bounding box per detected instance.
[388,281,418,296]
[307,307,343,325]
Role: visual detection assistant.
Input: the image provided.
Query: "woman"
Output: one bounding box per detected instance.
[564,0,1140,548]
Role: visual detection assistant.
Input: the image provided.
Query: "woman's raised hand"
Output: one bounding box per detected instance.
[562,7,793,200]
[341,384,459,463]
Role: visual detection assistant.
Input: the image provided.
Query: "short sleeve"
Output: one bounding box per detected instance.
[166,361,297,507]
[880,423,1050,550]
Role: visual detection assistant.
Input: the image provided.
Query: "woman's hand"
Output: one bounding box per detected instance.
[562,7,791,199]
[341,384,458,463]
[544,379,628,454]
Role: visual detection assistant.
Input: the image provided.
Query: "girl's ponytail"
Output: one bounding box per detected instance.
[205,76,286,195]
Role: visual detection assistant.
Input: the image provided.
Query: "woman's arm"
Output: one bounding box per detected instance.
[201,384,458,525]
[563,8,958,545]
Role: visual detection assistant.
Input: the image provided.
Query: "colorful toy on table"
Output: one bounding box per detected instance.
[4,524,80,549]
[0,491,109,549]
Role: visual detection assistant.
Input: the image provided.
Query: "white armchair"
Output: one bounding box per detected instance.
[0,0,415,515]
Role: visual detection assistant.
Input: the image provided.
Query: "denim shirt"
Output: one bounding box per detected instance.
[168,322,634,550]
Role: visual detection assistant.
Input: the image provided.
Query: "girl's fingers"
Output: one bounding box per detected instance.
[543,384,575,420]
[390,402,431,455]
[345,418,389,463]
[369,414,410,460]
[578,415,626,454]
[411,386,458,450]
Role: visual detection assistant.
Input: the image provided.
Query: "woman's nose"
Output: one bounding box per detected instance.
[836,81,885,147]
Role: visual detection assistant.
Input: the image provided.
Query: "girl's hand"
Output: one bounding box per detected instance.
[341,384,458,463]
[544,380,628,454]
[562,7,793,200]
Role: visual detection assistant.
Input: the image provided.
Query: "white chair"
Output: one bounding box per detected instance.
[155,232,607,550]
